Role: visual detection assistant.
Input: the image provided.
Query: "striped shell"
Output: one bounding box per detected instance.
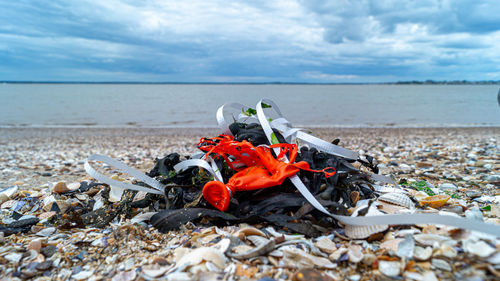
[377,192,415,210]
[344,205,388,239]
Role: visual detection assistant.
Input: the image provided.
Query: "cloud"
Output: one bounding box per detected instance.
[0,0,499,81]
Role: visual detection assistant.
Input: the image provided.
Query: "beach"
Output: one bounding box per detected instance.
[1,127,500,280]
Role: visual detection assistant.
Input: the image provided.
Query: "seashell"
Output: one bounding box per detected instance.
[434,244,457,258]
[141,264,171,278]
[344,205,388,239]
[278,239,326,257]
[228,236,275,260]
[130,212,156,224]
[174,247,190,262]
[75,193,89,201]
[72,271,94,280]
[463,239,496,258]
[419,194,450,209]
[111,270,136,281]
[281,247,336,269]
[414,234,453,248]
[199,234,220,244]
[109,185,125,202]
[1,199,18,209]
[378,193,415,209]
[329,247,348,261]
[234,227,266,240]
[0,193,9,205]
[231,245,254,254]
[431,258,451,271]
[413,246,432,261]
[177,247,226,269]
[51,182,79,193]
[42,195,56,211]
[211,238,230,253]
[380,239,403,252]
[314,237,337,254]
[36,227,56,237]
[265,226,304,240]
[350,191,360,205]
[378,260,401,277]
[347,244,364,263]
[5,252,23,263]
[374,185,407,194]
[132,191,147,202]
[0,185,19,198]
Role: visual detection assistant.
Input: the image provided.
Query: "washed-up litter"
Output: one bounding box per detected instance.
[1,99,500,280]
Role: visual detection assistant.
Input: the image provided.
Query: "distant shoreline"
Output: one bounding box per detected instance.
[2,81,500,85]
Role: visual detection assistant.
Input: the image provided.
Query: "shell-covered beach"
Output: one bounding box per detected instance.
[0,127,499,280]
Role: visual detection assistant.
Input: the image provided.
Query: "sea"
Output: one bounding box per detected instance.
[0,83,499,128]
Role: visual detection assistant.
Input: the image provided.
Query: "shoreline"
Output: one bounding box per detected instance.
[1,126,499,139]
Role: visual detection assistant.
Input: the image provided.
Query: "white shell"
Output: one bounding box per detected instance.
[234,227,266,240]
[314,237,337,254]
[344,206,388,239]
[413,246,432,261]
[463,239,496,258]
[378,260,401,277]
[281,247,336,269]
[378,193,415,209]
[347,244,364,263]
[176,247,226,269]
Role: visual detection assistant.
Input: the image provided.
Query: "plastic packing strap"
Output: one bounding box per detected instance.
[173,157,224,183]
[216,102,255,135]
[84,154,165,195]
[256,99,500,236]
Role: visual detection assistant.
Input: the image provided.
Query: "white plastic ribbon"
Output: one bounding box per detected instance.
[255,98,500,237]
[173,157,224,183]
[84,154,165,195]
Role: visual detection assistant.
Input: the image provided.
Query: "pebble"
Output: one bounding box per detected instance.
[27,239,42,253]
[36,227,56,237]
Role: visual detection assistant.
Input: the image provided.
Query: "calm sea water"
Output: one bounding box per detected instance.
[0,84,499,128]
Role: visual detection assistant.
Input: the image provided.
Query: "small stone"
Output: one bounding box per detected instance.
[13,181,24,186]
[36,260,53,271]
[41,245,57,258]
[396,235,415,259]
[431,258,451,271]
[28,239,42,253]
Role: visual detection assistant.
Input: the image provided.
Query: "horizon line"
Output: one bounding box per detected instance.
[2,80,500,85]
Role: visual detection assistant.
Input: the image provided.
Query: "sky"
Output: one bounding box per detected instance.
[1,0,500,83]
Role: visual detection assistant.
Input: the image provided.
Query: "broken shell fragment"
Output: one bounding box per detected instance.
[177,247,226,269]
[347,244,364,263]
[378,260,401,277]
[419,194,451,209]
[314,237,337,254]
[281,247,336,269]
[413,246,433,261]
[51,182,80,193]
[234,226,266,240]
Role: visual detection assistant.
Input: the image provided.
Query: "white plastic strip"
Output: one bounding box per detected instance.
[216,102,252,135]
[174,158,224,183]
[84,154,165,195]
[255,99,500,237]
